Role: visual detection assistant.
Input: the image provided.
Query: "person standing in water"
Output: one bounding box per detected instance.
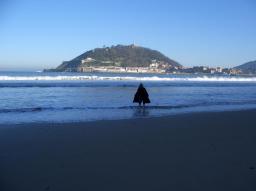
[133,83,151,106]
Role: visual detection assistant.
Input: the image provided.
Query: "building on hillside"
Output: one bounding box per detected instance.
[81,57,95,64]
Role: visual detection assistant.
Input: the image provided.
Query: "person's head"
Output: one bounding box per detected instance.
[139,83,144,88]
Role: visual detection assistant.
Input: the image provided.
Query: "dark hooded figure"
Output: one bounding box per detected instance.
[133,83,151,106]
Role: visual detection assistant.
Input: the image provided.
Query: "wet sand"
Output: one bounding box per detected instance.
[0,109,256,191]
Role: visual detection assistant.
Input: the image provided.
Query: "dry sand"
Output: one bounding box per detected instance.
[0,109,256,191]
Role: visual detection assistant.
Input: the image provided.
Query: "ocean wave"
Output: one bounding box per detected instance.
[1,75,256,82]
[1,82,256,88]
[1,101,256,114]
[0,106,188,113]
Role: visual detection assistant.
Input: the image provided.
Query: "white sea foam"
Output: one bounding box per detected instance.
[0,75,256,82]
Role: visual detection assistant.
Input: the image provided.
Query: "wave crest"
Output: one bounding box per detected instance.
[1,75,256,82]
[2,100,256,114]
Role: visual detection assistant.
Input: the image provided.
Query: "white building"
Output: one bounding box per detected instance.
[81,57,95,64]
[216,67,223,73]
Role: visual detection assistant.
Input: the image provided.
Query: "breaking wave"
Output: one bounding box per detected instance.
[1,100,256,114]
[1,75,256,82]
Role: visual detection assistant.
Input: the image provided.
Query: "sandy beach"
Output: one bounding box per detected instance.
[0,109,256,191]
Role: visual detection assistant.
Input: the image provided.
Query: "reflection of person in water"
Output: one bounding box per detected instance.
[133,83,151,106]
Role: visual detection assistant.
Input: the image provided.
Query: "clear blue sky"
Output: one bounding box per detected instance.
[0,0,256,70]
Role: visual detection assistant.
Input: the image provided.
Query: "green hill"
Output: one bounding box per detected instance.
[235,60,256,74]
[47,44,182,72]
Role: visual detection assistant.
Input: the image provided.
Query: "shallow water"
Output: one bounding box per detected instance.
[1,71,256,124]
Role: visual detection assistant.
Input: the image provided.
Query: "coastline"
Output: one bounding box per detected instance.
[0,107,256,127]
[1,109,256,190]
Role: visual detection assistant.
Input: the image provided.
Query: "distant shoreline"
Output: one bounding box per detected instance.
[1,69,255,77]
[43,69,256,77]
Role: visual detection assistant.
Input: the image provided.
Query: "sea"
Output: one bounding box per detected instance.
[1,71,256,124]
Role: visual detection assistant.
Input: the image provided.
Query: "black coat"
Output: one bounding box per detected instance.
[133,87,150,104]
